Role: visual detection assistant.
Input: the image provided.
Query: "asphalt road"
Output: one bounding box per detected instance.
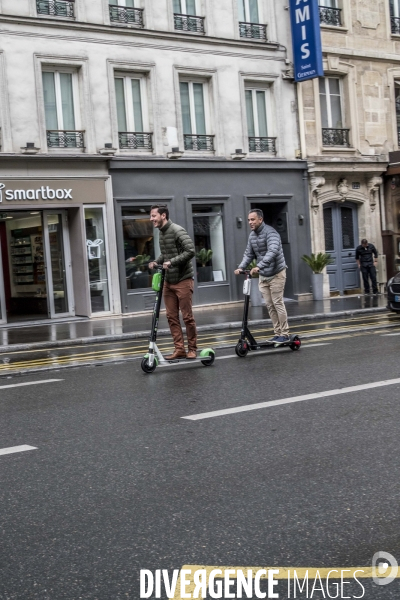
[1,328,400,599]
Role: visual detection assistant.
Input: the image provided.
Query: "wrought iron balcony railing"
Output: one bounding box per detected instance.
[319,5,342,26]
[391,15,400,34]
[37,0,74,18]
[118,132,153,150]
[184,134,214,151]
[322,128,350,146]
[239,22,267,40]
[109,5,144,27]
[47,130,85,149]
[397,127,400,146]
[248,137,277,154]
[174,13,205,33]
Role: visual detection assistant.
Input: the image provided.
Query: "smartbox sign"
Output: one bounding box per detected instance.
[0,183,72,202]
[289,0,324,82]
[0,179,107,205]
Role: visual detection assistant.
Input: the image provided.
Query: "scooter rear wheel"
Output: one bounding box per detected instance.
[141,356,158,373]
[235,341,249,357]
[290,336,301,351]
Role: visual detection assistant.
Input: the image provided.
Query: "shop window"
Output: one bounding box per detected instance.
[192,204,226,283]
[179,80,214,151]
[42,69,83,148]
[319,77,350,146]
[114,74,152,150]
[122,207,160,290]
[245,87,276,154]
[84,207,110,313]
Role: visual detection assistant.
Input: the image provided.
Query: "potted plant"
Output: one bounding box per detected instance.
[248,259,264,306]
[301,252,333,301]
[196,248,213,282]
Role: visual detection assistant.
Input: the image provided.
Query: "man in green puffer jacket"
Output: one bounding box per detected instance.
[149,204,198,360]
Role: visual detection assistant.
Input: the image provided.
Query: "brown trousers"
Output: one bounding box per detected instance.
[163,278,197,352]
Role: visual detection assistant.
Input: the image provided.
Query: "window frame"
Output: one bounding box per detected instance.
[174,0,199,15]
[244,85,273,138]
[238,0,260,23]
[179,78,211,136]
[319,76,344,129]
[391,0,400,18]
[41,67,81,131]
[83,204,112,316]
[114,72,149,133]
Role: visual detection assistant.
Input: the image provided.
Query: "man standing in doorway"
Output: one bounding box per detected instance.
[356,238,379,295]
[235,209,289,343]
[148,204,198,359]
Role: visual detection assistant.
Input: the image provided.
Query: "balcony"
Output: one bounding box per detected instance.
[184,134,214,151]
[118,132,153,150]
[322,128,350,146]
[174,13,205,34]
[37,0,74,18]
[47,130,85,149]
[319,5,342,26]
[109,5,144,28]
[248,137,276,154]
[391,15,400,34]
[239,22,267,40]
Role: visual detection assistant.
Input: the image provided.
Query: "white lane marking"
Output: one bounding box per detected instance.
[215,343,331,360]
[0,445,37,456]
[182,377,400,421]
[381,333,400,336]
[0,379,63,390]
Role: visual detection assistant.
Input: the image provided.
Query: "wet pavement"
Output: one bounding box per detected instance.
[0,294,389,350]
[0,310,398,378]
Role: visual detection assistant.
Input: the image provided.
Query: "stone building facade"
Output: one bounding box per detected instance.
[296,0,400,295]
[0,0,312,321]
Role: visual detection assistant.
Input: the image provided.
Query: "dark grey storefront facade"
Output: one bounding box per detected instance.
[109,159,311,313]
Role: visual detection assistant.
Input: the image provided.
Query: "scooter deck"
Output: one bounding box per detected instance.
[248,340,293,350]
[160,357,206,365]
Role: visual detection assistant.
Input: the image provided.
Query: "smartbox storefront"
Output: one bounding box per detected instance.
[110,159,311,313]
[0,177,115,323]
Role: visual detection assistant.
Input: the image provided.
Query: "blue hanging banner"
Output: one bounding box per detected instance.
[289,0,324,82]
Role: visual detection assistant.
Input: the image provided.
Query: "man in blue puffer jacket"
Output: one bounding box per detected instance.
[235,208,290,343]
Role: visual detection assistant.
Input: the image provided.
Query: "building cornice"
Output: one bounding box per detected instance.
[322,45,400,63]
[0,14,283,59]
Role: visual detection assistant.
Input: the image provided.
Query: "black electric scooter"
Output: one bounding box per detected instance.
[235,269,301,358]
[141,267,215,373]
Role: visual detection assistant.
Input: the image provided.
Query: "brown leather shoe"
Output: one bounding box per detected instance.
[165,350,187,360]
[186,350,197,359]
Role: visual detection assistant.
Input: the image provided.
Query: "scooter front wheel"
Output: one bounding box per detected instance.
[141,355,158,373]
[235,341,248,357]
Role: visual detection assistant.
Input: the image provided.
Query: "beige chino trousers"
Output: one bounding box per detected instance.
[258,269,289,336]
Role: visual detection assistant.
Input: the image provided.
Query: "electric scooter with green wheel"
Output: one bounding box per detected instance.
[141,267,215,373]
[235,269,301,358]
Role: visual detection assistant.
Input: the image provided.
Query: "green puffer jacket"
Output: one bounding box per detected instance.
[155,220,195,284]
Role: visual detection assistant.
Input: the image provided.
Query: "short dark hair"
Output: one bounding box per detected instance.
[248,208,264,219]
[151,204,169,220]
[361,238,368,244]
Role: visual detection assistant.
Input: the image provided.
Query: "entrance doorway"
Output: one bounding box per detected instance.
[250,201,293,297]
[323,202,359,294]
[0,210,74,322]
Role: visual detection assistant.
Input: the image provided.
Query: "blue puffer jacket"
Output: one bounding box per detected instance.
[238,222,287,277]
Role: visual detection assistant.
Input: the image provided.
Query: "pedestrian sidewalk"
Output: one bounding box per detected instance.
[0,294,389,352]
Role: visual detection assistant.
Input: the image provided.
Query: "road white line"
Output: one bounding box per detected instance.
[0,445,37,456]
[0,379,63,390]
[381,333,400,336]
[182,377,400,421]
[215,343,331,361]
